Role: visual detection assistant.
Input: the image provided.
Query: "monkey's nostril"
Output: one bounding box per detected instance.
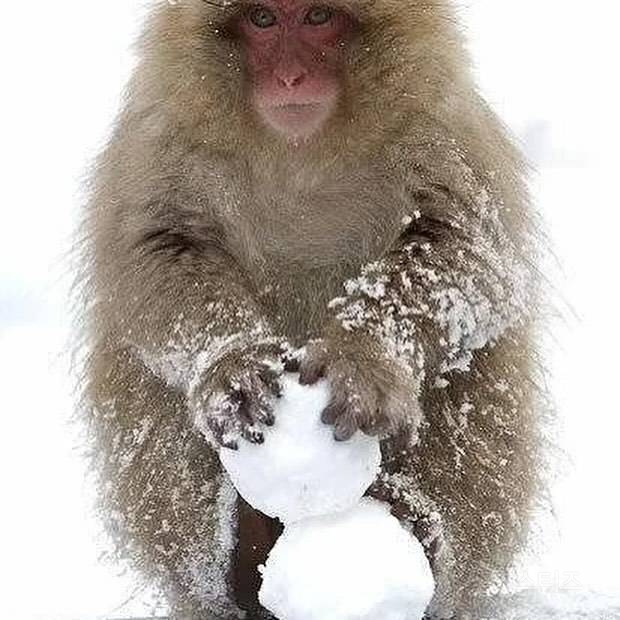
[277,73,306,89]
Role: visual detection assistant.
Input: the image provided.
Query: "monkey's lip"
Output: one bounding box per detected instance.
[263,102,331,137]
[270,102,326,118]
[273,102,323,110]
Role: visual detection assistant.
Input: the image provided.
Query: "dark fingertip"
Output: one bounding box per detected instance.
[321,404,339,425]
[263,412,276,426]
[299,364,323,385]
[284,357,301,373]
[244,428,265,444]
[334,425,355,442]
[298,370,313,385]
[222,440,239,451]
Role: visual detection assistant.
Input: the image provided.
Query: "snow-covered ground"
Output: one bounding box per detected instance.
[0,1,618,618]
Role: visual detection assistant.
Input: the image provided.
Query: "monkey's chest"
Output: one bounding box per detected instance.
[259,266,351,344]
[246,201,397,343]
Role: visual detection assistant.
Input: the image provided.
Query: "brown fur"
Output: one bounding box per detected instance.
[76,1,547,618]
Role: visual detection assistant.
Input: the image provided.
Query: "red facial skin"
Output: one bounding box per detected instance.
[238,1,352,139]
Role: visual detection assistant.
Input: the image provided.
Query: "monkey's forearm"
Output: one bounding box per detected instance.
[328,212,534,382]
[133,287,279,396]
[97,229,278,395]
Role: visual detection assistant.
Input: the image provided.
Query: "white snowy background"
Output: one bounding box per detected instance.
[0,1,619,618]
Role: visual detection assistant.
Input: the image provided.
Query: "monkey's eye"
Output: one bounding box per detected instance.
[304,5,334,26]
[248,5,277,28]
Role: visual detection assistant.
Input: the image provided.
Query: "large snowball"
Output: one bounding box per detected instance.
[259,499,435,620]
[220,374,381,524]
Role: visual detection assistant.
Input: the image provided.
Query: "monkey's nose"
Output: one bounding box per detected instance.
[274,57,308,89]
[276,71,306,89]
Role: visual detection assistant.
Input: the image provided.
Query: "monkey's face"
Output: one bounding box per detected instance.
[149,0,462,154]
[234,1,354,139]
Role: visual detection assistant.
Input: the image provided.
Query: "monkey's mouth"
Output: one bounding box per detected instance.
[275,103,322,111]
[259,101,333,139]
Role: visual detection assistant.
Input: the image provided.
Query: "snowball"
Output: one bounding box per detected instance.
[220,374,381,524]
[259,499,435,620]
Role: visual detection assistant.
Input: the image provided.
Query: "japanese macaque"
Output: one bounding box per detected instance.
[77,0,546,618]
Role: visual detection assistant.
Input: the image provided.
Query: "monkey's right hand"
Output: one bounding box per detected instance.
[190,343,286,450]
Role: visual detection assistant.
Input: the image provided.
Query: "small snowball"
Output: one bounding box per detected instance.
[220,374,381,524]
[259,499,435,620]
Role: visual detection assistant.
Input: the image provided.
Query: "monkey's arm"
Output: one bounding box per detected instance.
[95,205,286,448]
[335,196,533,376]
[299,183,535,439]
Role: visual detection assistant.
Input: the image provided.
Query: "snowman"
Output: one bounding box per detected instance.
[220,373,435,620]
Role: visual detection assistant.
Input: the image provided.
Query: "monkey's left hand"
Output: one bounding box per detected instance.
[297,332,421,441]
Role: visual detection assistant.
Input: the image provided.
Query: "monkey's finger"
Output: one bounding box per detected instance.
[241,375,276,421]
[334,415,358,442]
[299,357,326,385]
[348,387,381,436]
[381,393,411,434]
[221,435,240,450]
[258,362,281,378]
[235,376,261,418]
[248,377,277,427]
[359,415,382,436]
[242,424,265,445]
[207,417,240,451]
[236,380,273,439]
[258,366,283,398]
[228,384,244,406]
[236,393,257,426]
[202,392,243,447]
[255,405,276,427]
[321,400,344,426]
[354,398,380,436]
[283,356,301,373]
